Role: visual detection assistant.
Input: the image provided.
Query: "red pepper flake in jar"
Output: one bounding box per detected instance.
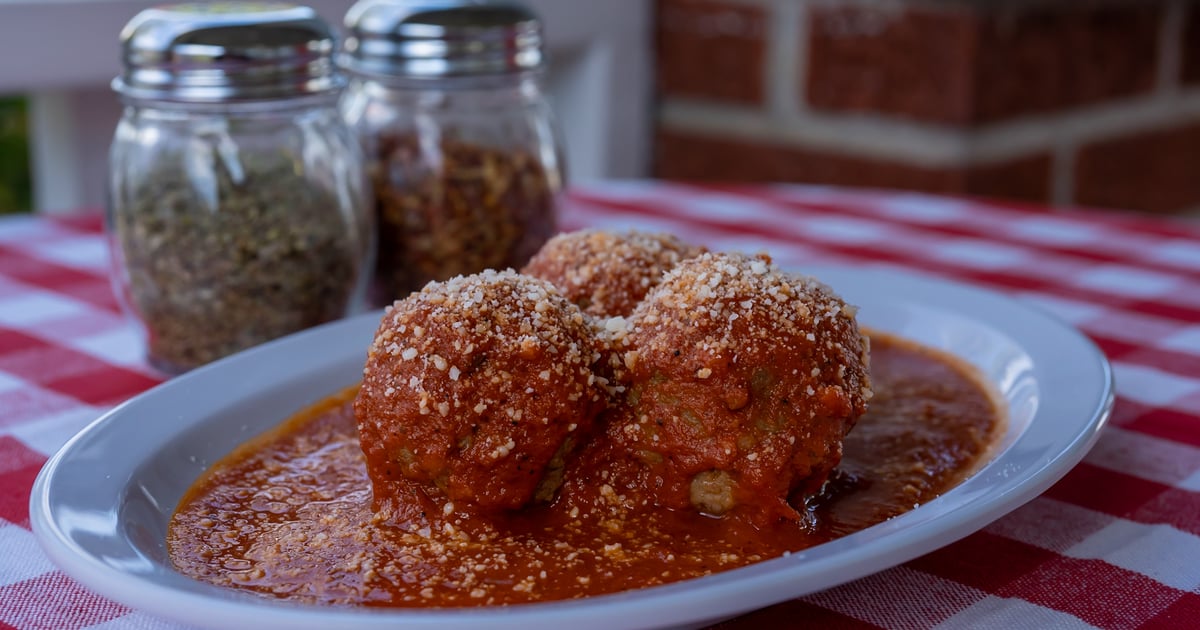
[371,134,559,302]
[337,1,565,305]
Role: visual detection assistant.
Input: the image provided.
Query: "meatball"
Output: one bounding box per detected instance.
[601,252,871,523]
[522,229,705,318]
[354,270,608,516]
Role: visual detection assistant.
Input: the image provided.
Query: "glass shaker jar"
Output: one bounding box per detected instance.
[108,3,374,374]
[338,0,563,304]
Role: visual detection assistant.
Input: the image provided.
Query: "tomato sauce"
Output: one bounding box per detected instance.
[168,333,1002,607]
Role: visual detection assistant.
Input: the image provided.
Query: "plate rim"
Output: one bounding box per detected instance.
[30,265,1115,630]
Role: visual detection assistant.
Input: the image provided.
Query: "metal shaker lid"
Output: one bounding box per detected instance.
[339,0,544,79]
[113,2,343,102]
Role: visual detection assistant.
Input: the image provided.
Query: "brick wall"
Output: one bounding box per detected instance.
[654,0,1200,215]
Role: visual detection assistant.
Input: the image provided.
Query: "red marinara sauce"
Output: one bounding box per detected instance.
[167,332,1002,607]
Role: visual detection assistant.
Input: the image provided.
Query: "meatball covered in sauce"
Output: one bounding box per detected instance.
[354,270,608,517]
[601,252,872,523]
[522,229,706,318]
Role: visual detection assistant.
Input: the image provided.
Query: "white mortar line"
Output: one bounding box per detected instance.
[660,87,1200,167]
[1157,0,1184,95]
[705,0,772,6]
[767,0,805,118]
[1050,142,1076,207]
[660,99,973,164]
[975,90,1200,158]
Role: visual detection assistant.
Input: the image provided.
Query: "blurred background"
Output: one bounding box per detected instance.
[0,0,1197,216]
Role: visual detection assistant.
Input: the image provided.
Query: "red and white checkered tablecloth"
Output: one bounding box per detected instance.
[3,182,1200,629]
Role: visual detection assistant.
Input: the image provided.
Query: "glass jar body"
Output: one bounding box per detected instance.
[107,97,374,374]
[340,72,563,304]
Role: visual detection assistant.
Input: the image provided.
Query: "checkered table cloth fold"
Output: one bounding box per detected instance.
[3,182,1199,629]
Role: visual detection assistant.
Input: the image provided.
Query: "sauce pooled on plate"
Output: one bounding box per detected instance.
[168,232,1003,607]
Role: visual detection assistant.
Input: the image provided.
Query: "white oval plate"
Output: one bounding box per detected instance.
[31,266,1114,630]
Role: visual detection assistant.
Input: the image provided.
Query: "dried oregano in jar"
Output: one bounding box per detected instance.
[112,155,364,372]
[338,1,564,304]
[108,4,371,373]
[371,135,557,300]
